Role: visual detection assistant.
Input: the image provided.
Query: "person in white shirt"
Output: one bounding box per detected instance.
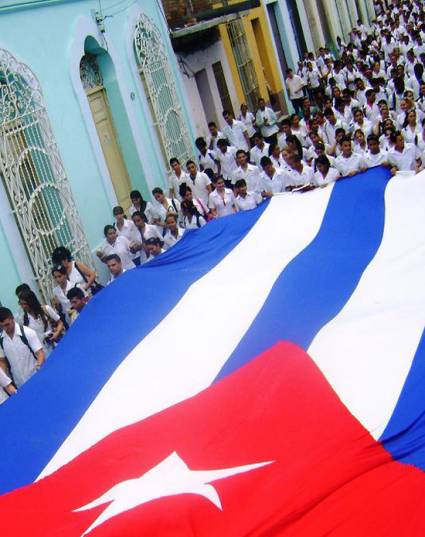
[195,137,218,177]
[0,307,44,389]
[234,179,262,211]
[18,289,63,357]
[238,103,256,145]
[106,254,126,284]
[388,131,421,174]
[208,176,237,218]
[287,154,314,189]
[232,149,261,191]
[402,109,422,144]
[206,122,226,152]
[168,158,189,200]
[259,156,288,196]
[215,139,238,185]
[180,200,207,229]
[277,118,292,149]
[222,110,250,152]
[351,108,373,137]
[51,246,96,292]
[51,265,88,326]
[131,211,164,264]
[179,184,210,222]
[163,214,185,250]
[285,69,306,115]
[128,190,151,222]
[269,143,286,169]
[150,187,181,231]
[364,134,389,168]
[335,135,367,176]
[313,155,341,187]
[185,161,213,204]
[364,89,381,125]
[113,205,141,264]
[255,98,279,144]
[144,237,165,262]
[96,225,136,271]
[250,133,270,167]
[305,62,322,106]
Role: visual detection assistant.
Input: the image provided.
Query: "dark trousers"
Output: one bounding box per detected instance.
[264,133,278,146]
[291,98,304,115]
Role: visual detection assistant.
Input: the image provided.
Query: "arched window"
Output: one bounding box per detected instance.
[134,13,193,167]
[0,49,92,300]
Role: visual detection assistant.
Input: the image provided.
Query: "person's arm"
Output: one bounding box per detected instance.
[34,349,45,370]
[76,261,96,290]
[206,183,213,194]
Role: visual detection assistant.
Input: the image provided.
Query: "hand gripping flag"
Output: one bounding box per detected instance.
[0,166,424,536]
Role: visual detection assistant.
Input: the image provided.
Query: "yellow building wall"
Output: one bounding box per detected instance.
[218,2,284,111]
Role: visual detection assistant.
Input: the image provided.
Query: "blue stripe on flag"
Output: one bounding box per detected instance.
[0,202,268,494]
[380,329,425,469]
[216,167,391,381]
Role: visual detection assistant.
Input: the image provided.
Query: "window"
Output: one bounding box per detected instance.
[0,49,92,300]
[134,13,193,167]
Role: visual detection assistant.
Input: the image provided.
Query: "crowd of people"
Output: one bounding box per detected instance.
[1,0,424,401]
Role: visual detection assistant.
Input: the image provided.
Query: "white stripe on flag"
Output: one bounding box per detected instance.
[40,187,334,478]
[308,173,425,438]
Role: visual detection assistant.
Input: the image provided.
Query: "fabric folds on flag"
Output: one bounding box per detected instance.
[0,166,424,536]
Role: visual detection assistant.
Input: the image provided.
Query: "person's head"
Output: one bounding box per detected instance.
[390,130,405,151]
[354,128,366,145]
[269,143,281,159]
[17,289,42,315]
[240,103,248,115]
[186,159,197,176]
[180,184,193,203]
[253,133,264,148]
[15,283,31,297]
[285,135,303,159]
[341,135,353,157]
[335,127,346,144]
[208,122,218,136]
[130,190,143,207]
[356,78,365,90]
[215,176,226,191]
[353,108,364,124]
[195,137,207,152]
[291,114,300,128]
[286,68,294,79]
[52,264,67,286]
[181,199,197,217]
[145,237,162,257]
[260,156,274,176]
[234,179,247,197]
[131,210,146,229]
[258,98,266,111]
[236,149,248,168]
[104,224,117,244]
[302,97,311,110]
[217,138,228,153]
[66,287,86,313]
[170,157,181,174]
[0,307,15,335]
[105,254,123,277]
[365,89,376,104]
[289,153,303,172]
[112,206,125,225]
[152,187,165,204]
[222,109,234,125]
[324,107,336,123]
[51,246,72,267]
[165,213,178,233]
[280,118,292,136]
[314,140,326,155]
[367,134,380,154]
[406,109,417,127]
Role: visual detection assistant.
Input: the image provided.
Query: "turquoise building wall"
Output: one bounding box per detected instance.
[0,0,195,310]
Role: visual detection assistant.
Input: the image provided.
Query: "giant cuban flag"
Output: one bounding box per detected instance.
[0,166,425,536]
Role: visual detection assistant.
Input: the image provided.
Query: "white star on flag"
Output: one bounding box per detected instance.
[75,451,274,536]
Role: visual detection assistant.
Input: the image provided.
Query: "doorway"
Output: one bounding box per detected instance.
[195,68,218,125]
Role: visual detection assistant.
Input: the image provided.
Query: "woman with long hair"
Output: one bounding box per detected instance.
[18,289,64,356]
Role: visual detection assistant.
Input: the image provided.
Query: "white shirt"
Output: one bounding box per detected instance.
[206,130,226,152]
[223,120,249,152]
[313,167,340,186]
[108,268,127,284]
[286,74,305,99]
[0,322,42,388]
[163,227,185,250]
[335,153,366,176]
[259,168,288,193]
[388,143,419,171]
[255,107,279,138]
[136,223,163,263]
[183,214,206,229]
[208,188,236,217]
[150,197,181,225]
[186,172,212,205]
[238,111,256,137]
[53,280,87,326]
[23,306,60,356]
[100,235,136,270]
[216,146,238,180]
[235,191,262,211]
[198,150,218,175]
[168,170,189,199]
[116,218,140,260]
[250,142,270,167]
[288,164,315,187]
[67,261,86,287]
[0,368,12,404]
[232,163,261,190]
[364,150,389,168]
